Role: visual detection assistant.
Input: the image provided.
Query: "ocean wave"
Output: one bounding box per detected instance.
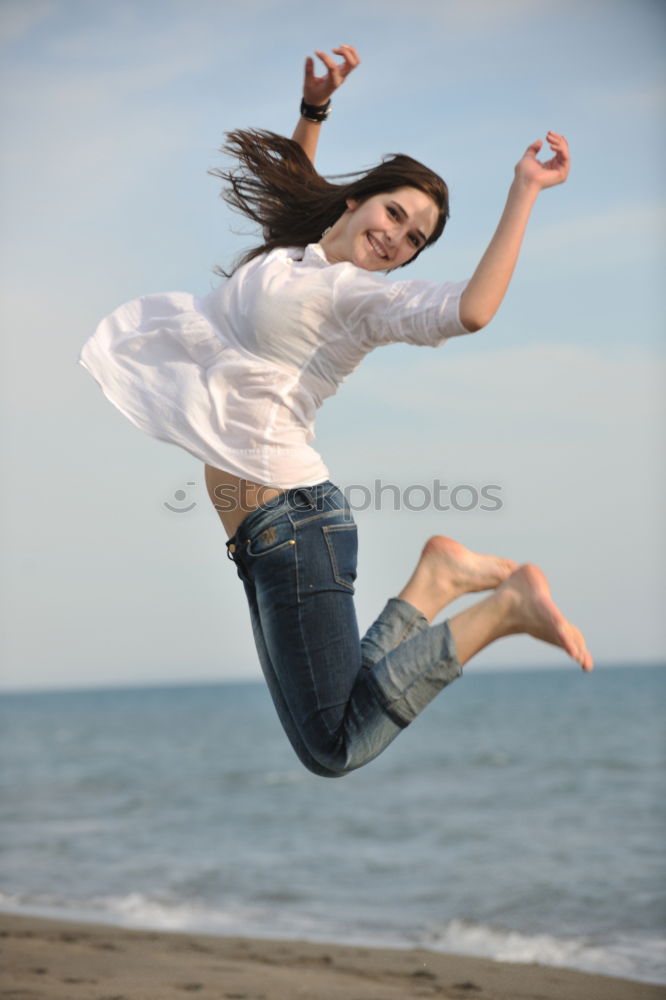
[420,918,666,984]
[1,891,664,985]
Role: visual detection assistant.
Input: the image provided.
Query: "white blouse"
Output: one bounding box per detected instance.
[78,243,472,488]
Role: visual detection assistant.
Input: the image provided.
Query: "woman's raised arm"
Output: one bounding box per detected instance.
[459,132,571,332]
[291,45,360,166]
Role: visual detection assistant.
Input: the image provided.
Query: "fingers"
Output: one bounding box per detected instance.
[546,131,570,158]
[312,44,361,82]
[332,43,361,75]
[314,49,339,75]
[546,130,568,147]
[516,131,571,189]
[302,45,361,105]
[526,133,569,158]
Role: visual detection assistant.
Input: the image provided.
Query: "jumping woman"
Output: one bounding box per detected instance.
[80,46,593,778]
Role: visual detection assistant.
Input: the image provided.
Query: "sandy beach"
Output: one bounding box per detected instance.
[1,912,663,1000]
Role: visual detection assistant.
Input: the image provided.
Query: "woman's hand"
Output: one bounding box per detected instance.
[293,46,360,166]
[303,45,361,106]
[514,131,570,190]
[460,133,570,331]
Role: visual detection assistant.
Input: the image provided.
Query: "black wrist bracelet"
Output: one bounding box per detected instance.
[300,97,331,123]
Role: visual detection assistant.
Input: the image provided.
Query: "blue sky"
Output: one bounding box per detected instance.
[1,0,664,690]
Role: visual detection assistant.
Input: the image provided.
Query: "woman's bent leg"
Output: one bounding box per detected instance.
[226,484,592,777]
[229,483,463,777]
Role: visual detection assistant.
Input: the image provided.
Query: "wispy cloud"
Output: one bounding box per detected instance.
[0,0,55,47]
[368,343,664,419]
[526,203,666,260]
[586,81,666,114]
[320,343,665,481]
[362,0,567,27]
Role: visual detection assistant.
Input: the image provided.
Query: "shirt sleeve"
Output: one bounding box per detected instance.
[330,266,473,349]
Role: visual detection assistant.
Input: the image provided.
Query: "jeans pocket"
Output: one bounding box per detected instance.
[246,518,296,558]
[322,523,358,593]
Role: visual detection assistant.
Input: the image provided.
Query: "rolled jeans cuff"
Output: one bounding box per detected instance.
[367,618,463,728]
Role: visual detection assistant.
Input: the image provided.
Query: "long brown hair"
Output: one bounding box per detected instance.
[211,129,449,276]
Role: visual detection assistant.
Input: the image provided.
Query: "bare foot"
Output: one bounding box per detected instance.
[498,564,594,671]
[398,536,518,622]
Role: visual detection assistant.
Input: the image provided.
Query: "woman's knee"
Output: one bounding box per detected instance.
[290,730,355,778]
[292,744,350,778]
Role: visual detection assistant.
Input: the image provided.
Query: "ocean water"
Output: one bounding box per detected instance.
[1,665,664,985]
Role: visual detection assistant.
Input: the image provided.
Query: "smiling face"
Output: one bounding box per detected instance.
[320,186,440,271]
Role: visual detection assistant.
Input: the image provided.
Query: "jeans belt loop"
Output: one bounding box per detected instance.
[294,487,315,511]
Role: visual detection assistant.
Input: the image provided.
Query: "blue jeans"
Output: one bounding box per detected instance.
[225,480,462,777]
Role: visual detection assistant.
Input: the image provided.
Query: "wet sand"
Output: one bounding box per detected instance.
[1,912,664,1000]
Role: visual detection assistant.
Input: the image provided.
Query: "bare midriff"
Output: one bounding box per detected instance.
[204,464,287,539]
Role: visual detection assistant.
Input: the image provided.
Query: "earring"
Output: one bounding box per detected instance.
[321,226,331,238]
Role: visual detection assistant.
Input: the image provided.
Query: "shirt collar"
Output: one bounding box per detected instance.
[301,243,331,267]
